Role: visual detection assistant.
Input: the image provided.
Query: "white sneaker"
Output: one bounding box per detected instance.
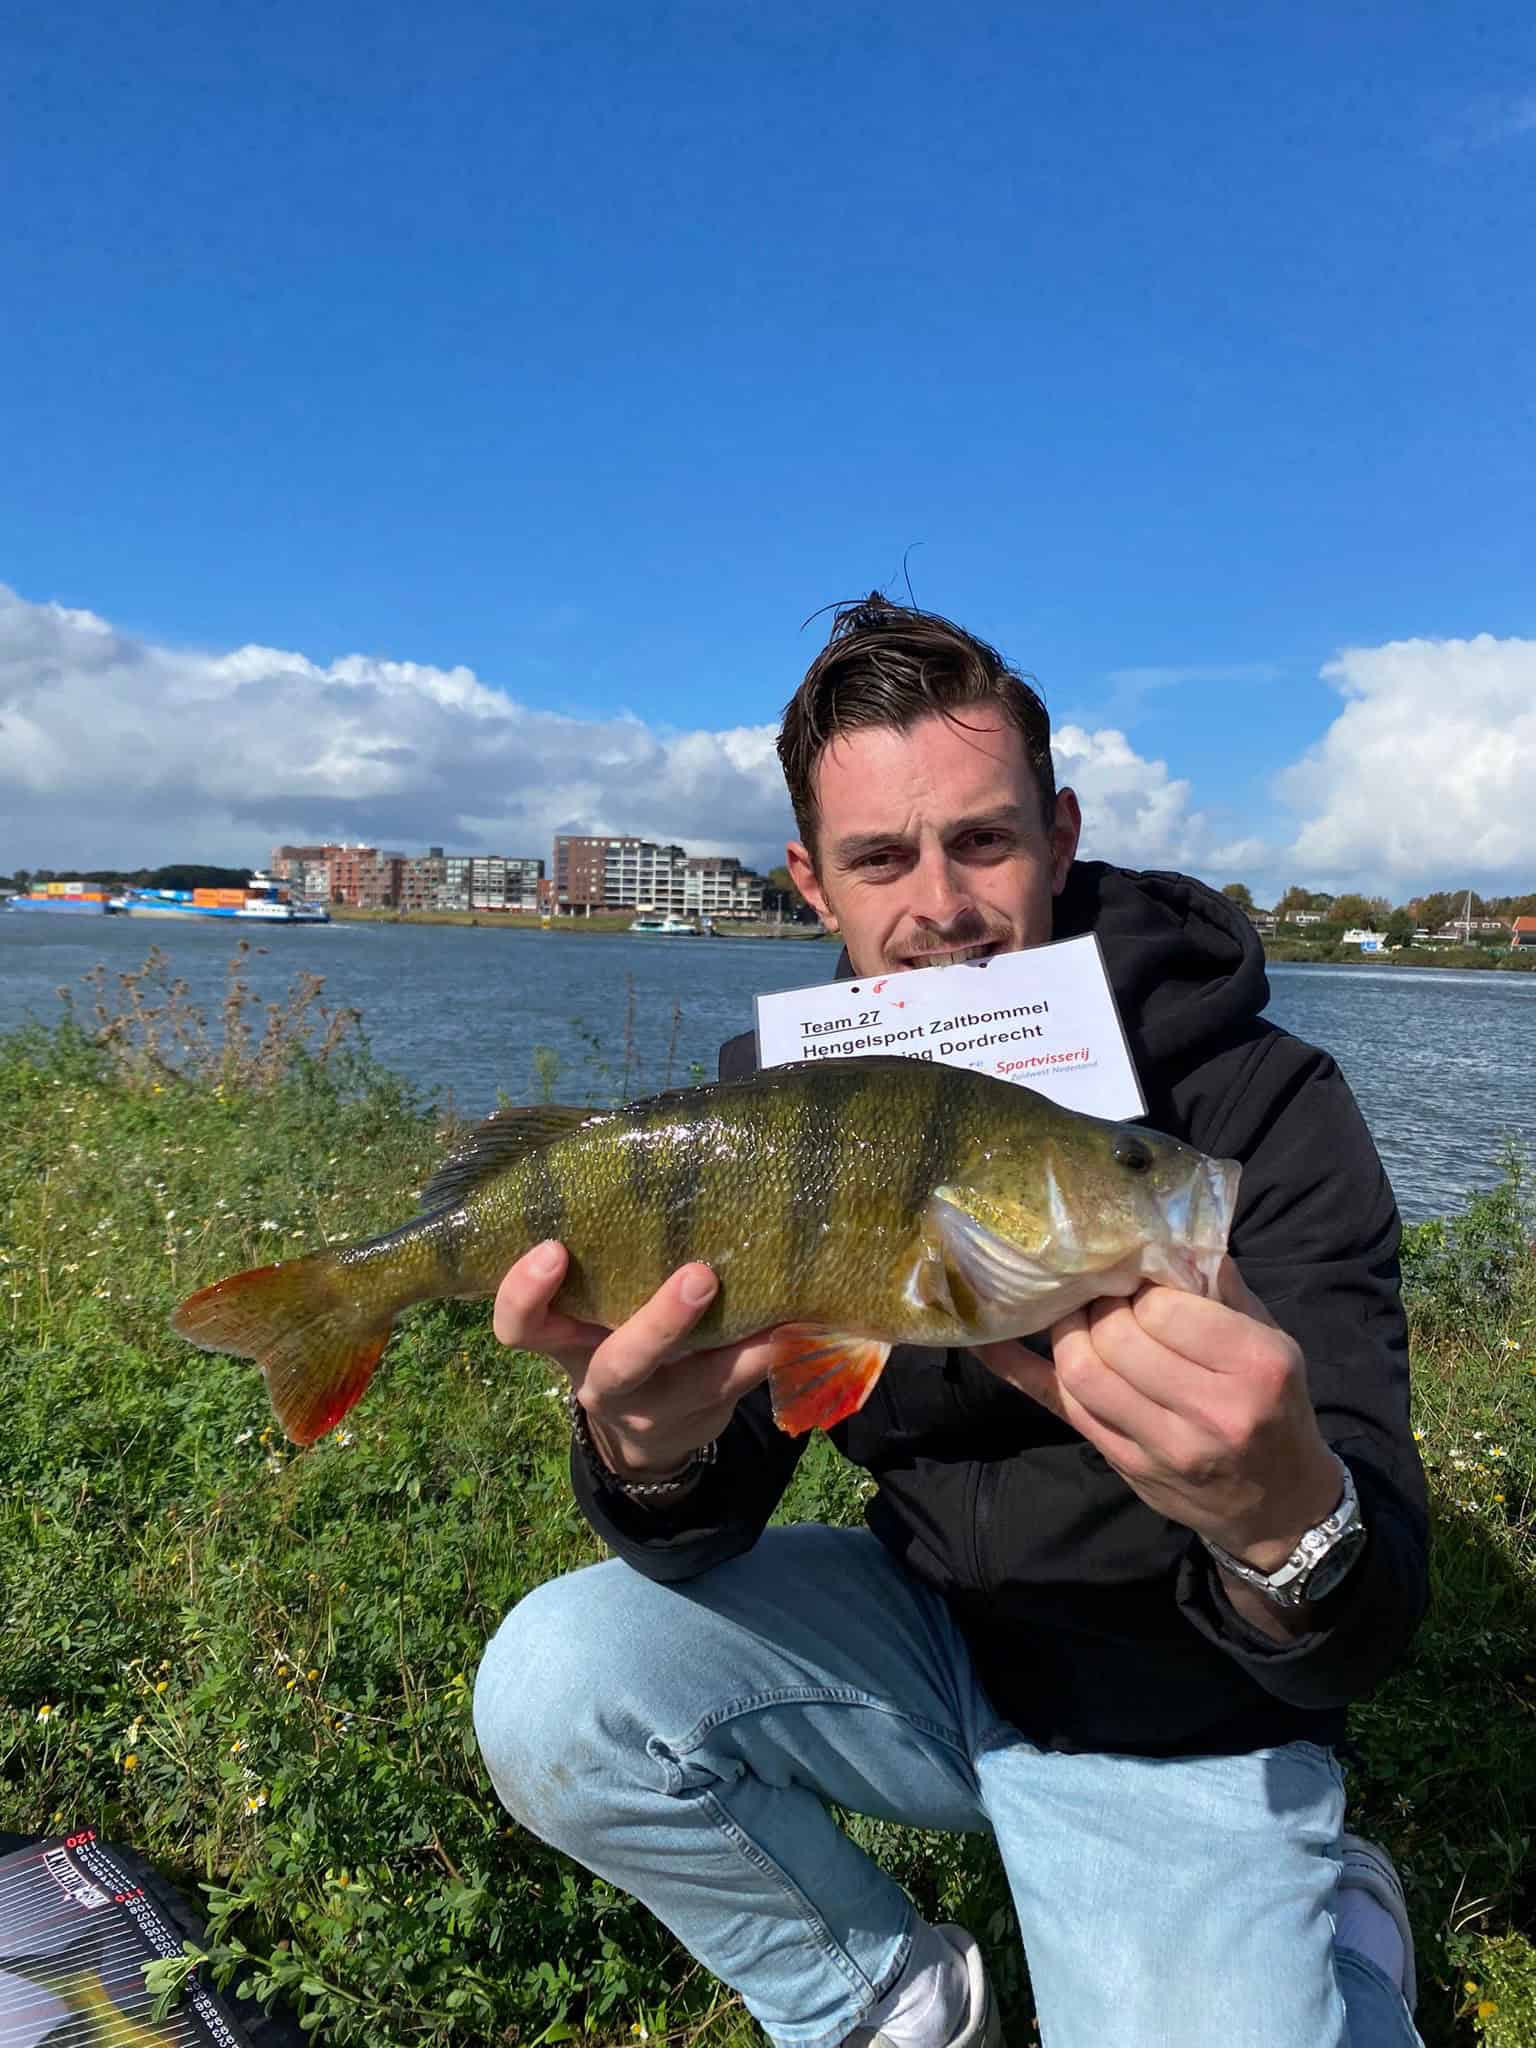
[844,1924,1002,2048]
[1338,1834,1417,2013]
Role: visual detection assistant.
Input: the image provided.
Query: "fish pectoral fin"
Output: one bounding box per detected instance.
[926,1188,1064,1322]
[418,1105,598,1212]
[766,1326,892,1436]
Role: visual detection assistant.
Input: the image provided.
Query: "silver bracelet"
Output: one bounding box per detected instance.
[566,1390,717,1499]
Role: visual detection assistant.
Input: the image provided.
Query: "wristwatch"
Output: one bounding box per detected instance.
[1201,1455,1367,1609]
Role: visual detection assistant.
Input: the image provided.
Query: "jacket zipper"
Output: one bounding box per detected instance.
[972,1454,999,1595]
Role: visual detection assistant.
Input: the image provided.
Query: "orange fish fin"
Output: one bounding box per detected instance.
[171,1256,392,1445]
[766,1326,892,1435]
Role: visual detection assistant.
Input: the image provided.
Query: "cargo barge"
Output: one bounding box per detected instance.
[9,885,111,914]
[117,872,330,923]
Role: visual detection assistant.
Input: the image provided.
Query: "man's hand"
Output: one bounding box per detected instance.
[493,1242,778,1482]
[973,1259,1341,1569]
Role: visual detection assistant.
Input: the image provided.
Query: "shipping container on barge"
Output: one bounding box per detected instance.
[8,883,112,914]
[116,872,330,923]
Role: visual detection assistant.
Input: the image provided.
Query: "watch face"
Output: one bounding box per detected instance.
[1300,1526,1368,1605]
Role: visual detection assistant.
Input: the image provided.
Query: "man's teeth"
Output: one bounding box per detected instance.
[913,944,993,966]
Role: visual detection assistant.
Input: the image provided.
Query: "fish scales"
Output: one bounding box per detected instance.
[170,1055,1242,1446]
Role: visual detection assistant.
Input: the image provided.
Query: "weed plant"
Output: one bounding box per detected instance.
[0,959,1533,2044]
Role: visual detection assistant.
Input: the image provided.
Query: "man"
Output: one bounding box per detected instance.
[474,598,1428,2048]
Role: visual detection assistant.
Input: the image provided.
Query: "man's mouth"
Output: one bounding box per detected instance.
[898,939,1006,969]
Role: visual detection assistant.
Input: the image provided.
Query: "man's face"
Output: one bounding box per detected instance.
[785,710,1082,977]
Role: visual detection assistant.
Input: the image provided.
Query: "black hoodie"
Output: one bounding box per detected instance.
[571,863,1430,1758]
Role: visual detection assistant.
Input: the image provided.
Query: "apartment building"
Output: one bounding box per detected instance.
[554,835,765,917]
[438,852,544,911]
[270,843,542,912]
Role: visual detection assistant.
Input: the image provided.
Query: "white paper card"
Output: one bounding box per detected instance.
[753,933,1145,1120]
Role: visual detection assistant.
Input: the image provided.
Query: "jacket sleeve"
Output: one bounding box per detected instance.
[570,1382,807,1580]
[1173,1037,1430,1708]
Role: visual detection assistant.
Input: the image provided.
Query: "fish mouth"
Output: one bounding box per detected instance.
[1142,1155,1242,1298]
[898,939,1007,970]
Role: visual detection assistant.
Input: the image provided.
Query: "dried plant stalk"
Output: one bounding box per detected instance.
[56,941,361,1093]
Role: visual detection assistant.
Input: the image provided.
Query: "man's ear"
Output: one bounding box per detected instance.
[1049,789,1082,894]
[786,841,836,930]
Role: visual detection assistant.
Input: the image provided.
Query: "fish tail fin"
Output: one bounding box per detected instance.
[171,1254,393,1445]
[767,1326,892,1435]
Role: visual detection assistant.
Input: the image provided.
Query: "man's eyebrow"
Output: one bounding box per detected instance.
[830,807,1029,862]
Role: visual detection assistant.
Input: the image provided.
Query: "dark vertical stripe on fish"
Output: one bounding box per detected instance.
[523,1143,567,1249]
[901,1061,964,1218]
[660,1100,708,1278]
[788,1068,848,1279]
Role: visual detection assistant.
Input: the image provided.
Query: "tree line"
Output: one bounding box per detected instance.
[1220,881,1536,941]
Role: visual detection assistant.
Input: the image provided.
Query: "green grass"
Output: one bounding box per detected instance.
[1,1009,1533,2046]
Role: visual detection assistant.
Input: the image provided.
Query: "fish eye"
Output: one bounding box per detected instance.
[1113,1136,1153,1174]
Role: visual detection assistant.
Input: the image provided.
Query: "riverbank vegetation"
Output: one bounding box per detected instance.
[1262,938,1536,972]
[1,967,1533,2046]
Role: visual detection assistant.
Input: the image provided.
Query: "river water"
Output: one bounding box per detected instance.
[2,913,1532,1223]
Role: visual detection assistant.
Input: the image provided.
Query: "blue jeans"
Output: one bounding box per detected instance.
[474,1524,1422,2048]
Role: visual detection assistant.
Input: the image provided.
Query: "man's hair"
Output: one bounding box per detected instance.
[777,594,1056,860]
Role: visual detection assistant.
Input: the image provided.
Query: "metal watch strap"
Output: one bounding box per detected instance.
[566,1389,717,1499]
[1200,1454,1361,1607]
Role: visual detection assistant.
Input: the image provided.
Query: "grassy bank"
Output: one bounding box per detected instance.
[1,982,1533,2045]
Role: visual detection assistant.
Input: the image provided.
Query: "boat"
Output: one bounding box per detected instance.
[8,888,111,914]
[117,872,331,923]
[628,912,701,934]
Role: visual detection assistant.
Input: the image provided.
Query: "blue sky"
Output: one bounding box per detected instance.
[3,0,1534,895]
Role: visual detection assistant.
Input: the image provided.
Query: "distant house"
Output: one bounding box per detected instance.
[1512,916,1536,951]
[1291,911,1328,927]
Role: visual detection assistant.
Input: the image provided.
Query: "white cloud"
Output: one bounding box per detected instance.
[1276,635,1536,893]
[0,586,795,872]
[0,585,1239,885]
[1053,724,1215,872]
[1092,661,1282,729]
[1437,88,1536,155]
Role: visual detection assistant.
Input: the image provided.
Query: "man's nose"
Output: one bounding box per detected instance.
[911,850,975,929]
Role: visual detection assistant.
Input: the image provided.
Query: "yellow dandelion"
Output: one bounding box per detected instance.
[154,1680,168,1694]
[1479,2001,1498,2019]
[123,1753,139,1771]
[307,1668,319,1682]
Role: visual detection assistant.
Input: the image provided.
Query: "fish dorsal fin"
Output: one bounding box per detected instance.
[418,1105,601,1212]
